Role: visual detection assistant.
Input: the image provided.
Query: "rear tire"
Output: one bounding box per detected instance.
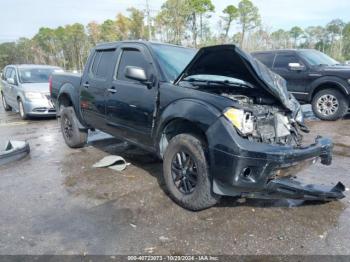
[18,99,28,120]
[60,106,87,148]
[163,134,220,211]
[312,89,348,121]
[1,93,12,111]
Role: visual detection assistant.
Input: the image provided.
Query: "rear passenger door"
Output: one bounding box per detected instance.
[3,67,17,107]
[253,53,275,69]
[1,67,10,104]
[106,44,158,146]
[80,48,118,130]
[272,52,310,99]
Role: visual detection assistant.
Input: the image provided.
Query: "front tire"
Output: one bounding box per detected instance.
[312,89,348,121]
[18,99,28,120]
[163,134,220,211]
[2,93,12,111]
[60,106,87,148]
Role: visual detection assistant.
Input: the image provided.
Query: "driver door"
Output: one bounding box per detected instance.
[105,44,158,146]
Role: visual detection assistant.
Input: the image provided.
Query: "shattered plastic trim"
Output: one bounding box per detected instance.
[0,141,30,166]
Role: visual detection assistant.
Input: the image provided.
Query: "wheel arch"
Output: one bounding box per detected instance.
[309,78,349,102]
[57,83,88,129]
[16,93,25,102]
[156,99,221,158]
[56,83,76,113]
[57,92,73,111]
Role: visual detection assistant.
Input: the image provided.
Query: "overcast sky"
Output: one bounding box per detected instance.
[0,0,349,42]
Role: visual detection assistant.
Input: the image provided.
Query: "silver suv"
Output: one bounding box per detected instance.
[1,65,63,119]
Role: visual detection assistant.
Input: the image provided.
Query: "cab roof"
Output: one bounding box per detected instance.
[252,49,314,54]
[94,40,189,51]
[6,64,62,69]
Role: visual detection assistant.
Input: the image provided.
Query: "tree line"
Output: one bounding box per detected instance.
[1,0,349,70]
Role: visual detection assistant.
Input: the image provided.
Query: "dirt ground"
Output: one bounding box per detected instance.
[0,105,349,255]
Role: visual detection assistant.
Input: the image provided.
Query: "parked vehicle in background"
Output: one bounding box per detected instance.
[252,49,350,121]
[1,65,63,119]
[51,41,344,210]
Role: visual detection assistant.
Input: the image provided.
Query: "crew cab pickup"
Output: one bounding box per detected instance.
[51,41,345,210]
[252,49,350,121]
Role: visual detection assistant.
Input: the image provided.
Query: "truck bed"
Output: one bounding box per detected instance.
[51,72,82,113]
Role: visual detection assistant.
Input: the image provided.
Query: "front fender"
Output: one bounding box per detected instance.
[155,99,222,142]
[309,76,349,101]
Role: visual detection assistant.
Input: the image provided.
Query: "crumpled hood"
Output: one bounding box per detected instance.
[175,45,300,113]
[21,83,50,94]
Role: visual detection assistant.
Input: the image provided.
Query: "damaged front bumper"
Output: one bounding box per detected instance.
[206,117,345,201]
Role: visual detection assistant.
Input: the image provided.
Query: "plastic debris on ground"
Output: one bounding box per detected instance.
[0,140,30,166]
[92,155,130,171]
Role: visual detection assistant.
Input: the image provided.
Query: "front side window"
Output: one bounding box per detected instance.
[273,54,301,69]
[116,49,149,81]
[9,69,17,84]
[299,50,339,66]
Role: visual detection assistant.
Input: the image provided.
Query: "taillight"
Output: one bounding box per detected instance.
[49,76,53,96]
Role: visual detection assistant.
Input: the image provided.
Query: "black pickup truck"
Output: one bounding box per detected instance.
[51,41,345,210]
[252,49,350,121]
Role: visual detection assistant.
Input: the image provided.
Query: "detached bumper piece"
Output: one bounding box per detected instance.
[0,141,30,166]
[243,179,346,201]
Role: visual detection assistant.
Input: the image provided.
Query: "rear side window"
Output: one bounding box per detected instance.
[116,49,149,81]
[90,50,115,79]
[273,54,301,69]
[4,68,13,80]
[254,53,275,68]
[1,69,5,80]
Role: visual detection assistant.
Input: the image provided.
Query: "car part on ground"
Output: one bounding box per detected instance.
[93,155,130,172]
[0,140,30,166]
[312,88,349,121]
[59,106,87,148]
[247,179,346,201]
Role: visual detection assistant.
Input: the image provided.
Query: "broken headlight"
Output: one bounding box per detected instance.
[224,108,254,135]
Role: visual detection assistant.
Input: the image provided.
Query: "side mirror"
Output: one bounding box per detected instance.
[125,66,148,82]
[7,78,15,85]
[288,63,305,71]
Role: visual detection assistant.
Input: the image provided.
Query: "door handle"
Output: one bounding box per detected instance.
[83,82,90,88]
[107,87,117,94]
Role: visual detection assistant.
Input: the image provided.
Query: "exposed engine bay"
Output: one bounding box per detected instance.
[183,81,305,147]
[222,93,303,146]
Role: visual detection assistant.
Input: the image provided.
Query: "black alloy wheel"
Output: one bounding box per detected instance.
[171,151,198,195]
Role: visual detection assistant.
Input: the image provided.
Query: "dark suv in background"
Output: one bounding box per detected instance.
[252,49,350,120]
